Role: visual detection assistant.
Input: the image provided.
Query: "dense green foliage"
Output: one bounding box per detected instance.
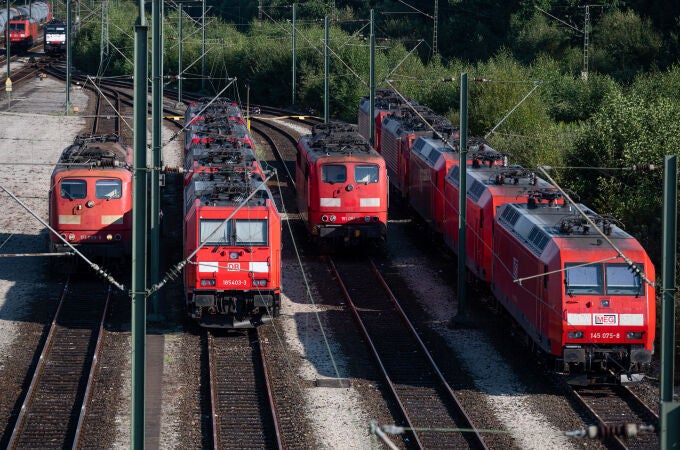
[70,0,680,269]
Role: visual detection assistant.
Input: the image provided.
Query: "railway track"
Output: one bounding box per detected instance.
[570,382,658,449]
[329,256,487,449]
[208,329,281,449]
[7,278,111,449]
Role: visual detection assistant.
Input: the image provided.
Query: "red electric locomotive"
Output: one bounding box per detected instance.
[184,97,252,150]
[444,162,560,282]
[183,136,255,186]
[491,202,655,374]
[381,105,454,199]
[183,104,281,328]
[357,88,414,152]
[48,134,133,268]
[296,123,388,244]
[8,2,50,51]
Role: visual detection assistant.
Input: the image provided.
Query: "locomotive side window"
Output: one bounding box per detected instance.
[233,219,268,246]
[355,165,379,183]
[564,263,603,295]
[322,165,347,183]
[96,179,122,199]
[60,179,87,200]
[606,263,642,295]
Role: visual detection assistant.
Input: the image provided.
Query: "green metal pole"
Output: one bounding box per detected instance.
[5,0,9,79]
[291,2,296,107]
[201,0,205,92]
[150,0,162,320]
[177,3,183,106]
[451,73,469,325]
[369,9,375,147]
[324,15,329,123]
[131,10,148,449]
[65,0,72,111]
[661,155,679,450]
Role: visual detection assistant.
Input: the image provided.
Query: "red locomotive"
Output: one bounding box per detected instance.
[8,2,50,51]
[357,94,656,376]
[184,98,252,150]
[444,163,559,282]
[296,122,388,245]
[183,101,281,328]
[48,134,133,268]
[492,202,655,373]
[380,105,454,199]
[357,88,413,152]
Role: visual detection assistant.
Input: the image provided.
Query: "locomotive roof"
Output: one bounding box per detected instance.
[186,167,271,208]
[301,123,373,156]
[382,105,453,135]
[496,202,633,256]
[411,134,497,162]
[185,141,257,171]
[186,97,243,116]
[447,164,559,204]
[58,134,131,168]
[358,88,417,113]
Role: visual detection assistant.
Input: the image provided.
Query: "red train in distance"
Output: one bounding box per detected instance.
[357,88,414,152]
[184,97,252,150]
[380,104,455,199]
[48,134,133,268]
[357,92,656,376]
[183,101,281,328]
[492,202,655,373]
[8,2,50,51]
[296,122,388,245]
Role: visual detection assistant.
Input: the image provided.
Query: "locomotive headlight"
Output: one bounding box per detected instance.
[230,252,240,259]
[106,234,113,241]
[86,200,95,208]
[364,216,370,222]
[627,332,643,339]
[115,234,122,241]
[330,215,336,222]
[67,233,76,241]
[253,279,267,286]
[200,279,216,287]
[321,215,328,222]
[567,331,583,339]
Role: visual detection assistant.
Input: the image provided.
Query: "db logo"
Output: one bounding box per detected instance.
[594,314,618,325]
[226,262,240,272]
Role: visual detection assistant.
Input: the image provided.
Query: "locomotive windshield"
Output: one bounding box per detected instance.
[565,262,642,296]
[200,219,268,246]
[322,165,347,183]
[605,263,642,295]
[564,264,603,295]
[60,179,87,200]
[96,179,122,199]
[9,23,25,31]
[355,165,379,183]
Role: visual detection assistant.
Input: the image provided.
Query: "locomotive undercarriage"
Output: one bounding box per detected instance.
[188,291,280,328]
[315,223,387,244]
[561,344,651,384]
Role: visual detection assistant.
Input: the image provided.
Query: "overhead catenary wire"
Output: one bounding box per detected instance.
[0,183,125,292]
[536,165,655,288]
